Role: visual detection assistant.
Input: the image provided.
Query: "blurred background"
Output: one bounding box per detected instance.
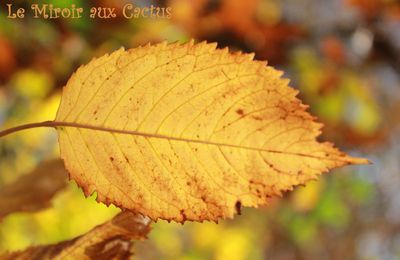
[0,0,399,259]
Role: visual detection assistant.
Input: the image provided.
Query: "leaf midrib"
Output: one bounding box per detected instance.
[53,121,350,162]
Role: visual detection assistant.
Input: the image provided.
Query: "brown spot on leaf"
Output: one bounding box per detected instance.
[235,200,242,215]
[180,210,187,222]
[236,109,244,116]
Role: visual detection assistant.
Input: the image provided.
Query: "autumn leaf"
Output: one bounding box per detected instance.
[53,40,368,222]
[0,211,151,260]
[0,41,369,223]
[0,159,68,220]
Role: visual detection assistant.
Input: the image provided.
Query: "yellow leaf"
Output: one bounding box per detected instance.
[54,40,368,222]
[1,212,151,260]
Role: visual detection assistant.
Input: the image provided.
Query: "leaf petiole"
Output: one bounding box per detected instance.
[0,121,58,138]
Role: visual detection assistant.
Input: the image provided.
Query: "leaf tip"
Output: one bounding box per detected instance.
[348,156,371,165]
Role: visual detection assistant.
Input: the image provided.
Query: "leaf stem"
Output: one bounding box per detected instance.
[0,121,58,138]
